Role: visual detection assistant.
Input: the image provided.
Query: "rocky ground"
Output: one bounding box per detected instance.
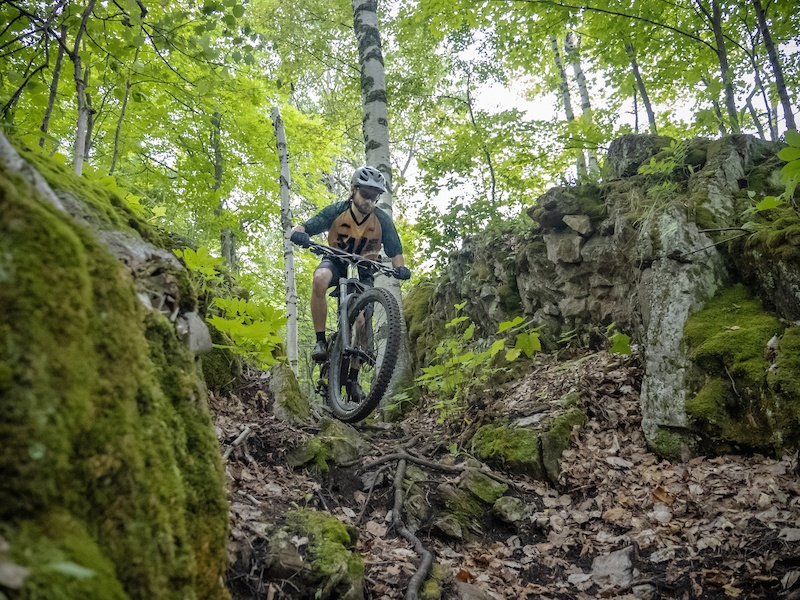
[211,352,800,600]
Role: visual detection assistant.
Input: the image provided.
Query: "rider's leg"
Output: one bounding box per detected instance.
[311,267,334,361]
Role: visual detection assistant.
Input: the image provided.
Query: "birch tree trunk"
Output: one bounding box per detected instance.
[352,0,393,214]
[565,32,599,175]
[210,110,238,272]
[352,0,414,413]
[71,0,97,176]
[551,35,587,180]
[625,42,658,134]
[40,25,67,148]
[271,106,299,376]
[753,0,796,132]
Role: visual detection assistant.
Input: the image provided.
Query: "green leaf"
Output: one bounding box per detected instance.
[777,147,800,162]
[505,347,521,362]
[463,323,475,340]
[233,5,245,18]
[752,196,785,212]
[488,339,506,357]
[785,129,800,147]
[514,331,541,357]
[608,332,632,355]
[497,316,524,333]
[454,301,467,311]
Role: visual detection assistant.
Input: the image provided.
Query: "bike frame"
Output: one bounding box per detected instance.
[335,263,374,363]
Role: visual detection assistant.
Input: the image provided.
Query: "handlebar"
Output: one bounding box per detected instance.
[305,242,400,278]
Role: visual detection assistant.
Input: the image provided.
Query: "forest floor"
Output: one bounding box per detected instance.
[211,351,800,600]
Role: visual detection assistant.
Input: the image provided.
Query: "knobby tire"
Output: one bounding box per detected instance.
[327,287,402,422]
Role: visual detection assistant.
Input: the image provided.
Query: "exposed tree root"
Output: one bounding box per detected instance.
[392,458,433,600]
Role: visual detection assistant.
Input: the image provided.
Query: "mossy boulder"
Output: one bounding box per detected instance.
[269,361,311,424]
[683,284,799,454]
[0,136,229,599]
[459,471,508,504]
[287,418,365,471]
[283,509,364,600]
[470,424,544,480]
[540,408,587,483]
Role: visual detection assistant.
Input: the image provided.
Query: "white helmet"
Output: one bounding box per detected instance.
[351,166,387,193]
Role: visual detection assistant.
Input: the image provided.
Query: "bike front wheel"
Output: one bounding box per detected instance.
[328,287,402,422]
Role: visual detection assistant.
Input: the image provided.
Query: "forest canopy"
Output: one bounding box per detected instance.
[1,0,797,272]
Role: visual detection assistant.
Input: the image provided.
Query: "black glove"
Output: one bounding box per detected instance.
[290,230,311,247]
[394,266,411,280]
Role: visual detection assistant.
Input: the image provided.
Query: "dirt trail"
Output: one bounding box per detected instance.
[213,353,800,600]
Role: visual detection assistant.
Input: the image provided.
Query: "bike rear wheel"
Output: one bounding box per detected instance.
[328,287,402,422]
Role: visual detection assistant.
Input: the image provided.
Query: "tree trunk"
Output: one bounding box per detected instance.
[753,0,796,131]
[565,32,599,175]
[697,0,740,133]
[71,0,97,176]
[465,72,496,209]
[271,106,299,376]
[352,0,415,413]
[625,42,658,134]
[110,42,141,173]
[352,0,393,213]
[211,110,238,272]
[40,25,67,148]
[83,64,94,160]
[551,35,587,180]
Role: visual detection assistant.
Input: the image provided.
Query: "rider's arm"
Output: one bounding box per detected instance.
[391,254,405,268]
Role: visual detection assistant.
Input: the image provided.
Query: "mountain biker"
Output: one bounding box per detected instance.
[290,165,411,369]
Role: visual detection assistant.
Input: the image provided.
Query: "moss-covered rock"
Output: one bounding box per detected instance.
[287,419,365,472]
[459,470,508,504]
[420,563,449,600]
[470,424,544,479]
[433,484,483,540]
[0,136,229,599]
[651,427,695,461]
[269,361,311,424]
[540,408,586,483]
[284,509,364,600]
[683,284,800,454]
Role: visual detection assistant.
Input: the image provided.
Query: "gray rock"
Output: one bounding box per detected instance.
[175,311,213,354]
[607,134,675,179]
[493,496,528,523]
[590,545,637,586]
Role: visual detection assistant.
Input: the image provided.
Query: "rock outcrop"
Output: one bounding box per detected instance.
[406,134,800,458]
[0,134,229,599]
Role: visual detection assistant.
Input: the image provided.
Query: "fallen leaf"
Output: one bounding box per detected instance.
[652,486,675,506]
[779,528,800,542]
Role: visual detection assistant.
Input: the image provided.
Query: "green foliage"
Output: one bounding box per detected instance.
[637,139,692,205]
[606,323,632,355]
[207,297,287,367]
[746,129,800,214]
[174,246,225,285]
[416,303,540,421]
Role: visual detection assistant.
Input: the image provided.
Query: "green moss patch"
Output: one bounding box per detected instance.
[1,143,229,599]
[683,284,797,454]
[540,409,586,483]
[285,509,364,599]
[470,424,544,479]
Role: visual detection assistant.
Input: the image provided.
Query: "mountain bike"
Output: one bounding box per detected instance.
[304,242,404,423]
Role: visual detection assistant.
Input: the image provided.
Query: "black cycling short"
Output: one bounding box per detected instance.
[316,258,374,289]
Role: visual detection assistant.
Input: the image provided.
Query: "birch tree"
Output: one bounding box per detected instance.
[71,0,96,175]
[272,106,299,375]
[551,35,587,180]
[352,0,393,215]
[565,32,599,175]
